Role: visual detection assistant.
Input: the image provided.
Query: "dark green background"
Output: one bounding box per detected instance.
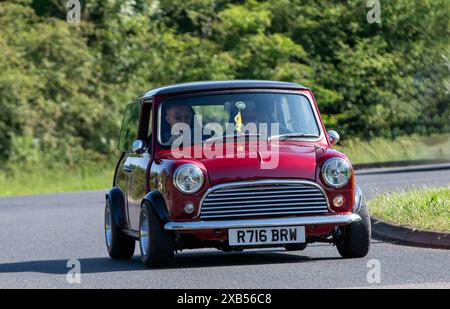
[0,0,449,168]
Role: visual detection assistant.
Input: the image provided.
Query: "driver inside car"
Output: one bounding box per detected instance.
[162,103,194,144]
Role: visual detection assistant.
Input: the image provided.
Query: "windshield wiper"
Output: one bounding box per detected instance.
[268,132,319,141]
[203,133,261,144]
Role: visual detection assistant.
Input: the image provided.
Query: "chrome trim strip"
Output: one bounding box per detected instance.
[200,210,328,218]
[207,190,321,198]
[205,193,324,201]
[353,184,363,213]
[165,213,361,230]
[197,179,332,218]
[203,199,327,206]
[211,187,320,193]
[202,206,327,214]
[202,200,328,207]
[202,210,324,220]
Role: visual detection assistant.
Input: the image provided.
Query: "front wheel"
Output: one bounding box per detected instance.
[105,199,135,260]
[139,202,174,268]
[336,197,371,258]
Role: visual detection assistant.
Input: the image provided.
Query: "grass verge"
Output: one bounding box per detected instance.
[0,164,114,197]
[369,187,450,232]
[336,134,450,164]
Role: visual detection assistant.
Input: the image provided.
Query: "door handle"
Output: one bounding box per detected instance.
[123,166,133,173]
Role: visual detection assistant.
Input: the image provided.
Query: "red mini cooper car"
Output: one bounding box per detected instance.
[105,80,371,267]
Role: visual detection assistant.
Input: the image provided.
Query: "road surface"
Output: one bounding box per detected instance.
[0,165,449,288]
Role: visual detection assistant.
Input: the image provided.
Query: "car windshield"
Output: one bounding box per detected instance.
[158,92,320,146]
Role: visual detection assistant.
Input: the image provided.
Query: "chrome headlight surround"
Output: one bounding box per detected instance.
[321,158,352,188]
[173,164,204,194]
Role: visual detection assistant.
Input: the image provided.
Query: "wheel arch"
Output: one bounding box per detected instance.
[106,187,127,229]
[142,190,170,223]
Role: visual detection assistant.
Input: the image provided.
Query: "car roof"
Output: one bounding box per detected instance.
[140,80,308,99]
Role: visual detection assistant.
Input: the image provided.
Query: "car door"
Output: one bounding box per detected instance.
[116,102,142,230]
[123,100,153,231]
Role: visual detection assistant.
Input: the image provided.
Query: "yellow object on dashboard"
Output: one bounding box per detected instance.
[234,111,242,133]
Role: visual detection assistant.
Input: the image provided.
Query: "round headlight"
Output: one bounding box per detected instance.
[322,158,352,188]
[173,164,204,194]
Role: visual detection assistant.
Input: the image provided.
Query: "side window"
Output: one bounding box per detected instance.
[140,101,153,144]
[147,106,152,141]
[118,103,141,151]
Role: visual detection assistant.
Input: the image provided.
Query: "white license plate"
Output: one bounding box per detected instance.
[228,226,305,246]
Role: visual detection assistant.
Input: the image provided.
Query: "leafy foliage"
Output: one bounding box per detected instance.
[0,0,449,168]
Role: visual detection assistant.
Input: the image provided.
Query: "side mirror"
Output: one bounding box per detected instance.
[327,130,340,146]
[132,140,148,154]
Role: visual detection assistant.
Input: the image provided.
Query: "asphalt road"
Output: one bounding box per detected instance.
[0,165,449,289]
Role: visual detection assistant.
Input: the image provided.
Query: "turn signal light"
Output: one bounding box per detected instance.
[184,203,195,214]
[333,195,345,208]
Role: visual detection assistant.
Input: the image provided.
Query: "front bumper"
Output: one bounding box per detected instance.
[164,213,361,231]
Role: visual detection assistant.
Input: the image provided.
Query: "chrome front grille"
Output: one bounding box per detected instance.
[199,180,329,219]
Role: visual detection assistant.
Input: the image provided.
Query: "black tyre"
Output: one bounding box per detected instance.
[336,197,371,258]
[139,202,174,268]
[105,199,135,260]
[284,243,307,251]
